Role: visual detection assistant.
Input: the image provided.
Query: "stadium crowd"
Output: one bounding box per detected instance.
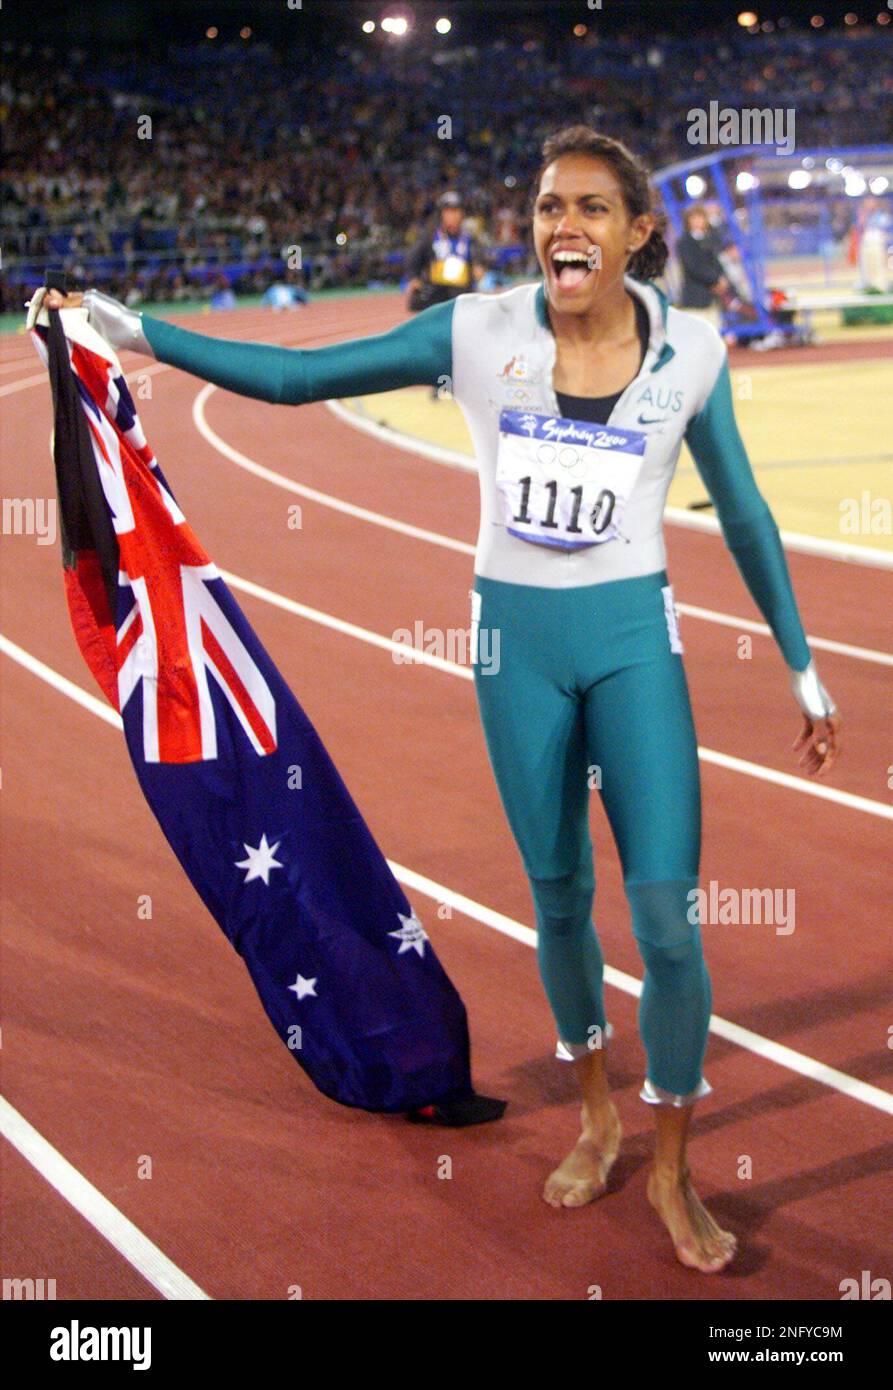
[2,20,891,311]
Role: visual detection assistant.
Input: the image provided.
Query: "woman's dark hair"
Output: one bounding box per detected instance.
[533,125,669,282]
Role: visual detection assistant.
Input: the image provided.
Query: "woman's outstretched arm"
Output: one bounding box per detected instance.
[143,300,455,404]
[77,287,455,404]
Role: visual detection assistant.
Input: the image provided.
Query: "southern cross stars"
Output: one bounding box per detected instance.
[288,974,317,1001]
[235,833,283,885]
[389,909,429,957]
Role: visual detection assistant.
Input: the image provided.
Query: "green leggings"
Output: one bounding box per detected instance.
[471,568,712,1101]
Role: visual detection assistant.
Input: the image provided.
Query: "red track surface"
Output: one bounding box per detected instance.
[2,294,891,1300]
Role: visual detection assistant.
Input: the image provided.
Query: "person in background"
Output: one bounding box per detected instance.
[209,275,237,311]
[857,195,892,293]
[404,191,486,314]
[675,204,728,326]
[262,279,310,311]
[704,200,750,303]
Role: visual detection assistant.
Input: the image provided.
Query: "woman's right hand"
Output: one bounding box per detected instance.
[42,287,155,358]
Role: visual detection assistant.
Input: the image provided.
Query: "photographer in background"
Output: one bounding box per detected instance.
[404,191,485,313]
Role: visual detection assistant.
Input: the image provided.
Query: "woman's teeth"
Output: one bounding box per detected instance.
[552,251,592,289]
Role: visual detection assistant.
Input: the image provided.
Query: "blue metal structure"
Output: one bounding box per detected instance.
[653,144,893,341]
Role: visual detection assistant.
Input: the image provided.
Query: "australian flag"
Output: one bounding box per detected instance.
[30,296,502,1121]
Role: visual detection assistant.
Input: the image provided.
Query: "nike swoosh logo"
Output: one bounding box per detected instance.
[637,414,668,425]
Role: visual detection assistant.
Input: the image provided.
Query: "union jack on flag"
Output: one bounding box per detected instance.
[29,297,479,1116]
[39,309,276,766]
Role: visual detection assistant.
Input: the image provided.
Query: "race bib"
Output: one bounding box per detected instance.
[495,409,647,550]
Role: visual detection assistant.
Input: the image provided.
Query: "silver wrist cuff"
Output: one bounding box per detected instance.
[790,659,837,721]
[640,1076,712,1107]
[82,288,154,358]
[556,1022,614,1060]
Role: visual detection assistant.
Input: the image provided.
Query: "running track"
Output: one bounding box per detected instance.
[1,294,891,1300]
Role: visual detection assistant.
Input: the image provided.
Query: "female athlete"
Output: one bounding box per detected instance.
[43,126,842,1274]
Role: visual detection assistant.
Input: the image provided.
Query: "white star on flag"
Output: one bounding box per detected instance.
[388,909,429,958]
[235,833,283,885]
[288,974,317,1000]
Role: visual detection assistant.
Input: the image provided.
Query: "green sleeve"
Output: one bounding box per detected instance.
[141,299,455,406]
[684,357,811,672]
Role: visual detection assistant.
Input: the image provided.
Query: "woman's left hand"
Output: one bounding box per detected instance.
[45,288,85,310]
[793,710,842,777]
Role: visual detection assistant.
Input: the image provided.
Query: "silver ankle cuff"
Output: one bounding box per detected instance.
[555,1022,614,1061]
[82,288,154,358]
[639,1076,712,1106]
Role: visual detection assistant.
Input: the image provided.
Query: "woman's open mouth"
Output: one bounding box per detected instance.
[549,247,596,293]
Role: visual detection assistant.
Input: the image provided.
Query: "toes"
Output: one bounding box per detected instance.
[702,1233,735,1265]
[543,1175,574,1206]
[562,1181,603,1207]
[676,1242,734,1274]
[542,1175,605,1208]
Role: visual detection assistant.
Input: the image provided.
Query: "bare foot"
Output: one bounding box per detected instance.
[647,1165,737,1272]
[543,1100,622,1208]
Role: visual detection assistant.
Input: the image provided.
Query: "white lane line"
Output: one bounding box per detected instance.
[0,635,123,728]
[1,359,170,397]
[195,385,893,665]
[219,575,893,820]
[324,396,893,570]
[675,603,893,668]
[0,369,57,395]
[0,1097,211,1300]
[664,507,893,568]
[6,538,893,829]
[3,638,891,1118]
[218,571,469,676]
[395,864,893,1117]
[193,383,472,554]
[695,746,892,819]
[326,394,476,471]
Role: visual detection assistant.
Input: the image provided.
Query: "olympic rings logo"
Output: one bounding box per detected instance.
[536,442,588,479]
